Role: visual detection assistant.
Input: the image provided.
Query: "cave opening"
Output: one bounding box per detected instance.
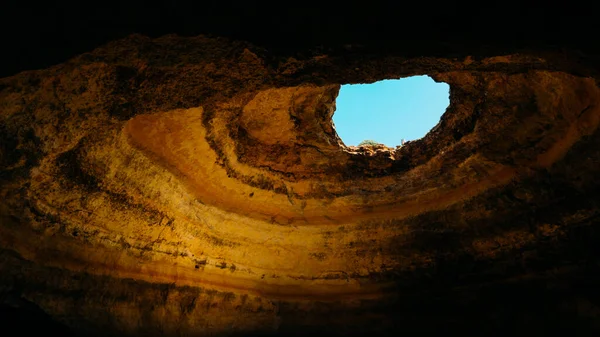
[333,76,450,147]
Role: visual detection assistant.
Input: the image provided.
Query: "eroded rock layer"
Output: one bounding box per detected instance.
[2,35,600,336]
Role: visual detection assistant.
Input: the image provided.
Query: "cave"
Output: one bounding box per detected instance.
[2,3,600,337]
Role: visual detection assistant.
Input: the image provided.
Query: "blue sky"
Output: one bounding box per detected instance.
[333,76,450,146]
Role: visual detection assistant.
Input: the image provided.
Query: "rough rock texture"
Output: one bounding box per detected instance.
[2,34,600,336]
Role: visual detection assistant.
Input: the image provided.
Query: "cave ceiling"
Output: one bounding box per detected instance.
[2,2,600,336]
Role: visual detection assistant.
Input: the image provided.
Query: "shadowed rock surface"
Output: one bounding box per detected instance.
[2,2,600,336]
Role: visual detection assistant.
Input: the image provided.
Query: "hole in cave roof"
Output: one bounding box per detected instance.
[333,76,450,147]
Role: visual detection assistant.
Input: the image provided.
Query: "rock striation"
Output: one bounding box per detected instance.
[2,34,600,336]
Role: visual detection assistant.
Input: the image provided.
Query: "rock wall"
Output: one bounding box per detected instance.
[2,35,600,336]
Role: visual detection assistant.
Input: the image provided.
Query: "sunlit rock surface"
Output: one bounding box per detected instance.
[2,35,600,336]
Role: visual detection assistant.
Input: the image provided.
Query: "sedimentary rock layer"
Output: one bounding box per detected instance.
[2,35,600,336]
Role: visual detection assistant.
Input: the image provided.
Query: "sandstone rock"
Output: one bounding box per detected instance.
[2,34,600,336]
